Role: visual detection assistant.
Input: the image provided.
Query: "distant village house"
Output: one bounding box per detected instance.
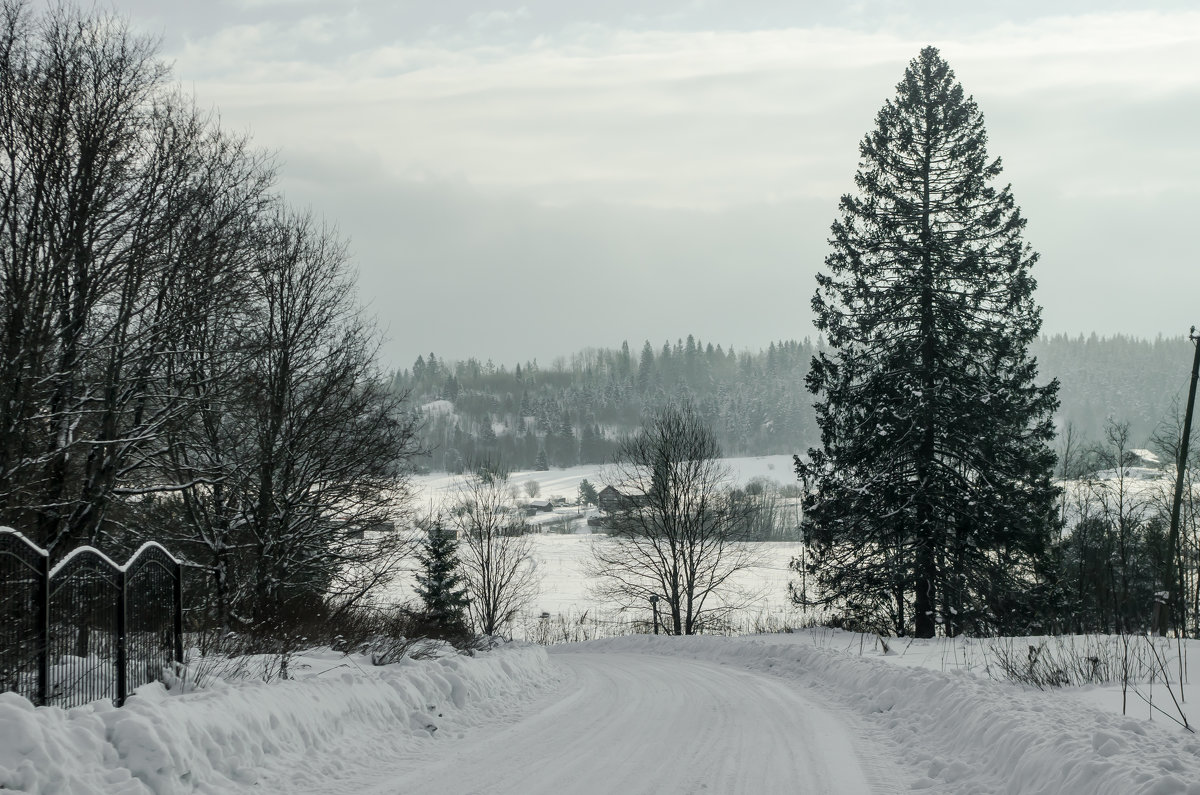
[597,485,648,514]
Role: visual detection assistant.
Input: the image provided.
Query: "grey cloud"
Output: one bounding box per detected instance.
[25,0,1200,370]
[275,156,830,369]
[276,143,1200,374]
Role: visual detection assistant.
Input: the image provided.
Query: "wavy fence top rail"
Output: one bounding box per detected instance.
[0,528,184,708]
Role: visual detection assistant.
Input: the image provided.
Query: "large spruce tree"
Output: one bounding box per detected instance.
[795,47,1060,638]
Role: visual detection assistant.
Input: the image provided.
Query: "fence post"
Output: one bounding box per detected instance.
[173,560,184,665]
[36,550,49,707]
[116,568,127,707]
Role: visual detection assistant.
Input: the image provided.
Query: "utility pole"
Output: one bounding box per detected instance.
[1160,326,1200,636]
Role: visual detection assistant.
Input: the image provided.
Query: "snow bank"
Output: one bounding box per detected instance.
[574,634,1200,795]
[0,644,555,794]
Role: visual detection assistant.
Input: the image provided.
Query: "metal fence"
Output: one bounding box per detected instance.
[1,528,183,708]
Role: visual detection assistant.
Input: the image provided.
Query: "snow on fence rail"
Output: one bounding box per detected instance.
[0,528,184,708]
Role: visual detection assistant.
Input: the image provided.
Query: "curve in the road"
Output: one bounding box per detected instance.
[372,650,873,795]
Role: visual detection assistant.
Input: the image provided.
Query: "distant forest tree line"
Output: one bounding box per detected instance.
[392,333,1197,474]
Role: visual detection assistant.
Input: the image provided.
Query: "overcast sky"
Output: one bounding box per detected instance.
[68,0,1200,371]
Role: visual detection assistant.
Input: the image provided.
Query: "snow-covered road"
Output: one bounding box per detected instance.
[10,633,1200,793]
[362,650,875,795]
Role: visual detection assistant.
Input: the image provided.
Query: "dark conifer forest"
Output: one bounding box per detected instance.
[393,333,1195,473]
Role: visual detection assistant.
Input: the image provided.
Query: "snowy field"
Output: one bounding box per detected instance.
[410,453,799,506]
[385,532,807,636]
[523,533,802,617]
[6,631,1200,793]
[402,457,1189,639]
[402,455,807,633]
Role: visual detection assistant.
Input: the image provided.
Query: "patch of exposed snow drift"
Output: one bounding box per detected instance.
[0,644,555,794]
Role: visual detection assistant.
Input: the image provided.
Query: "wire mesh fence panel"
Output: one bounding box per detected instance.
[47,550,121,708]
[0,532,47,703]
[3,530,188,707]
[125,546,180,694]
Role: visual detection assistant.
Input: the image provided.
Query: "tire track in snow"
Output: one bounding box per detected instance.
[361,651,875,794]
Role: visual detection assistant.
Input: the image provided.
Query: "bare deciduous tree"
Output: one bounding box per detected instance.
[0,2,422,638]
[1090,420,1151,633]
[0,2,280,553]
[449,466,539,637]
[181,210,420,631]
[588,403,758,635]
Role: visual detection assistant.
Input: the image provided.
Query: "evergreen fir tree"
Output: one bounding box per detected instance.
[479,413,497,445]
[795,47,1059,638]
[580,423,605,463]
[552,409,577,466]
[619,340,632,376]
[414,521,470,639]
[637,341,654,392]
[523,432,540,469]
